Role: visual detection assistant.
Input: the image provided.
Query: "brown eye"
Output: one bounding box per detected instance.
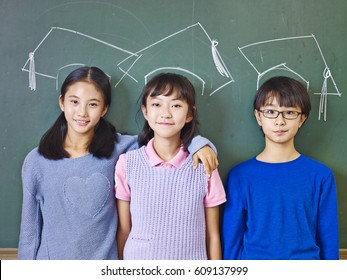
[264,109,276,116]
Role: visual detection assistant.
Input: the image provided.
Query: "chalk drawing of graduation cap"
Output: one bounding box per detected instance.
[115,22,234,96]
[238,35,341,121]
[22,27,139,91]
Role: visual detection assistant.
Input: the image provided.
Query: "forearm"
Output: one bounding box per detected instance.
[207,234,222,260]
[116,199,131,260]
[317,175,339,259]
[116,229,130,260]
[18,190,41,259]
[205,206,222,260]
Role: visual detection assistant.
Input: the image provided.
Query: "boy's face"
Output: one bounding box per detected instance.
[254,96,307,146]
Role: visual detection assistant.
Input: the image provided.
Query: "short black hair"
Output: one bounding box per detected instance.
[254,76,311,117]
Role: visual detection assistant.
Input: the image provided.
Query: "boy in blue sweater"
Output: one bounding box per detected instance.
[222,76,339,259]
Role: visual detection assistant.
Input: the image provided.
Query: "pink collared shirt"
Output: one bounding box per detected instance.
[115,139,226,207]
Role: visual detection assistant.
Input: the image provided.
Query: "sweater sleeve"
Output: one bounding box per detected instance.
[316,170,339,260]
[187,135,217,155]
[18,151,43,260]
[116,133,139,154]
[222,168,247,260]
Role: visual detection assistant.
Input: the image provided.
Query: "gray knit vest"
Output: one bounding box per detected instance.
[124,146,208,260]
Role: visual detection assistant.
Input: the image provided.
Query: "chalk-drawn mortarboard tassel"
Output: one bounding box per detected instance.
[28,52,36,91]
[211,39,229,78]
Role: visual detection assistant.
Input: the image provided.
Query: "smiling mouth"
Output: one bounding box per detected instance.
[74,119,90,126]
[157,122,174,125]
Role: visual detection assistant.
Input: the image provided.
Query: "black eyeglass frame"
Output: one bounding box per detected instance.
[257,109,302,120]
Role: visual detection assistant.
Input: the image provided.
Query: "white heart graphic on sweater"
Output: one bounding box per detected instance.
[63,173,111,218]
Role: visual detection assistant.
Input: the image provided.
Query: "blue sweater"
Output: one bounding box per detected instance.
[18,134,212,259]
[222,155,339,260]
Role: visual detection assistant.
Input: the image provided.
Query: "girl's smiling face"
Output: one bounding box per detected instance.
[141,89,193,143]
[59,81,108,138]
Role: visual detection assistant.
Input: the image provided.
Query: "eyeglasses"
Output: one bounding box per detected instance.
[258,109,302,120]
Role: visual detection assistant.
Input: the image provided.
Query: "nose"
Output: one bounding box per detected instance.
[160,106,172,118]
[77,104,88,117]
[275,112,286,125]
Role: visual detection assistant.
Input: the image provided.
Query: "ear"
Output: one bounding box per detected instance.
[298,114,308,128]
[186,114,193,123]
[58,95,64,112]
[101,106,108,118]
[141,104,148,121]
[185,106,195,123]
[254,109,262,126]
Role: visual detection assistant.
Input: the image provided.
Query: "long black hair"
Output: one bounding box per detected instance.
[38,66,117,159]
[138,72,198,150]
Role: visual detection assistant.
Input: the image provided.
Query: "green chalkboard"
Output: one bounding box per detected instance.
[1,0,346,249]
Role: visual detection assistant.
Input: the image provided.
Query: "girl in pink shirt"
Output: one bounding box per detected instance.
[116,73,226,260]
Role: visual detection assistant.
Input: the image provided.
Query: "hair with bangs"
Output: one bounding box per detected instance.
[254,76,311,117]
[38,66,117,159]
[138,72,198,149]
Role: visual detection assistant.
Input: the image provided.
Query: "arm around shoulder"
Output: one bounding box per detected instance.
[188,135,217,155]
[116,133,139,154]
[189,135,219,178]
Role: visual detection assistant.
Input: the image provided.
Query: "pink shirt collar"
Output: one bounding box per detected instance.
[144,138,189,168]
